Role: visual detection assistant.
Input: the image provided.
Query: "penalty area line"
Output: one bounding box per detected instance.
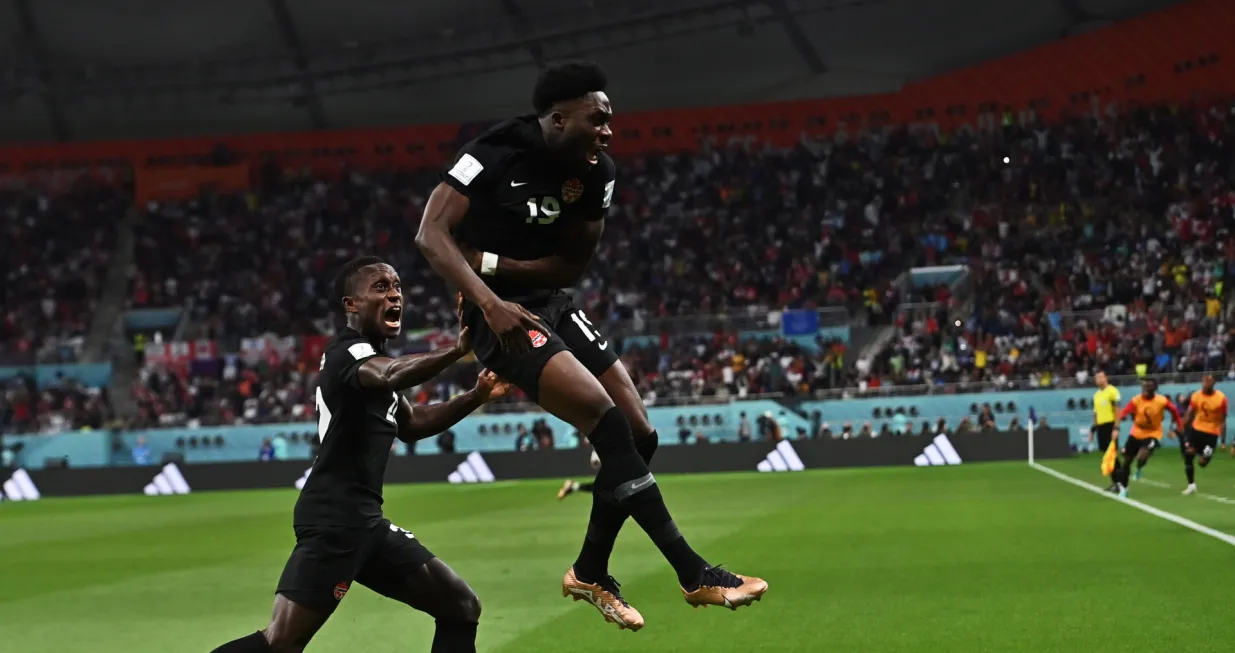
[1029,462,1235,547]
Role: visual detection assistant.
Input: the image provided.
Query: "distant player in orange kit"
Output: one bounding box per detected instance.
[1178,374,1227,495]
[1113,378,1182,498]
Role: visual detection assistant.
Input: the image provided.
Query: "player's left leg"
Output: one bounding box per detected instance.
[356,522,481,653]
[1134,438,1158,480]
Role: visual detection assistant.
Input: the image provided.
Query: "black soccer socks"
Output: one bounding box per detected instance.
[431,621,477,653]
[573,430,659,582]
[588,409,706,585]
[573,488,624,582]
[209,632,272,653]
[1185,452,1196,483]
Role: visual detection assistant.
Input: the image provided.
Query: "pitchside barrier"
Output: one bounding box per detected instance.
[1,428,1071,499]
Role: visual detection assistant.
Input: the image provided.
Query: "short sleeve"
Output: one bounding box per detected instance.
[441,140,506,198]
[579,153,616,221]
[324,337,382,391]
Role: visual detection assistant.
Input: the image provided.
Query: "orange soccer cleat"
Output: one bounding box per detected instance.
[681,565,768,610]
[561,566,645,631]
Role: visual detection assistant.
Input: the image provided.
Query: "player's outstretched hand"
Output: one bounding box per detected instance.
[455,326,472,355]
[453,293,473,355]
[474,369,514,401]
[482,300,542,354]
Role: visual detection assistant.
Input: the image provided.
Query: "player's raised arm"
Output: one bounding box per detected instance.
[394,370,514,442]
[416,182,504,311]
[355,342,469,393]
[417,177,544,355]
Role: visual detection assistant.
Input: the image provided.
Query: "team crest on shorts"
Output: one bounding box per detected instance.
[562,178,584,204]
[528,329,548,348]
[333,581,351,601]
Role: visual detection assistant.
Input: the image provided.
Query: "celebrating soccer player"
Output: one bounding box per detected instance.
[416,60,767,631]
[209,257,512,653]
[1178,374,1227,495]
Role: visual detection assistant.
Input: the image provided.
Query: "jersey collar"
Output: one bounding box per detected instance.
[341,326,387,354]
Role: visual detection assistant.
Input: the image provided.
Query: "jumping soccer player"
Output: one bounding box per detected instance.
[209,257,512,653]
[416,60,766,631]
[1113,378,1182,497]
[1089,371,1122,492]
[559,448,603,500]
[1179,374,1227,495]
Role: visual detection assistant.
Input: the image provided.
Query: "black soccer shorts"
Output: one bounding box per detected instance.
[1093,422,1115,453]
[1122,435,1160,460]
[462,293,620,401]
[1184,428,1220,459]
[276,518,436,614]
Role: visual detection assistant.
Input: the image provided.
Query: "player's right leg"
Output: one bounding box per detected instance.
[209,595,328,653]
[536,352,767,617]
[567,361,659,586]
[1183,447,1198,494]
[210,526,366,652]
[554,302,664,590]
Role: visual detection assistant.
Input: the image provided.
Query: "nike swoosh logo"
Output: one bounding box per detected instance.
[631,477,653,490]
[510,181,527,187]
[598,341,609,350]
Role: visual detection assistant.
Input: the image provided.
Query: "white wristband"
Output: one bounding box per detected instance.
[480,251,499,276]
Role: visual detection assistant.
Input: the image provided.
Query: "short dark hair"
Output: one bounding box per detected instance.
[532,60,608,115]
[333,255,386,308]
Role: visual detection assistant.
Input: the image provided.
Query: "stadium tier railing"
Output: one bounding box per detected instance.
[804,369,1228,401]
[603,305,850,339]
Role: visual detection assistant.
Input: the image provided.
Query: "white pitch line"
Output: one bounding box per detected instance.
[1030,463,1235,547]
[1132,476,1235,505]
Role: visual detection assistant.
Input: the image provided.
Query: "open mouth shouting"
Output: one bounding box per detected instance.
[588,142,607,165]
[383,305,403,331]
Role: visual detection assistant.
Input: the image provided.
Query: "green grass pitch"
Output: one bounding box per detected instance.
[5,456,1235,652]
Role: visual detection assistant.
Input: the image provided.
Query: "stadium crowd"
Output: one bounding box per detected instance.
[5,98,1234,435]
[0,372,115,435]
[867,100,1235,390]
[0,182,128,365]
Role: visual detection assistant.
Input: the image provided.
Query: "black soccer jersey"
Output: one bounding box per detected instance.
[294,327,399,528]
[441,114,616,303]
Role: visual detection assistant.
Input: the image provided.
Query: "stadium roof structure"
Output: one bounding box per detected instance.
[0,0,1180,143]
